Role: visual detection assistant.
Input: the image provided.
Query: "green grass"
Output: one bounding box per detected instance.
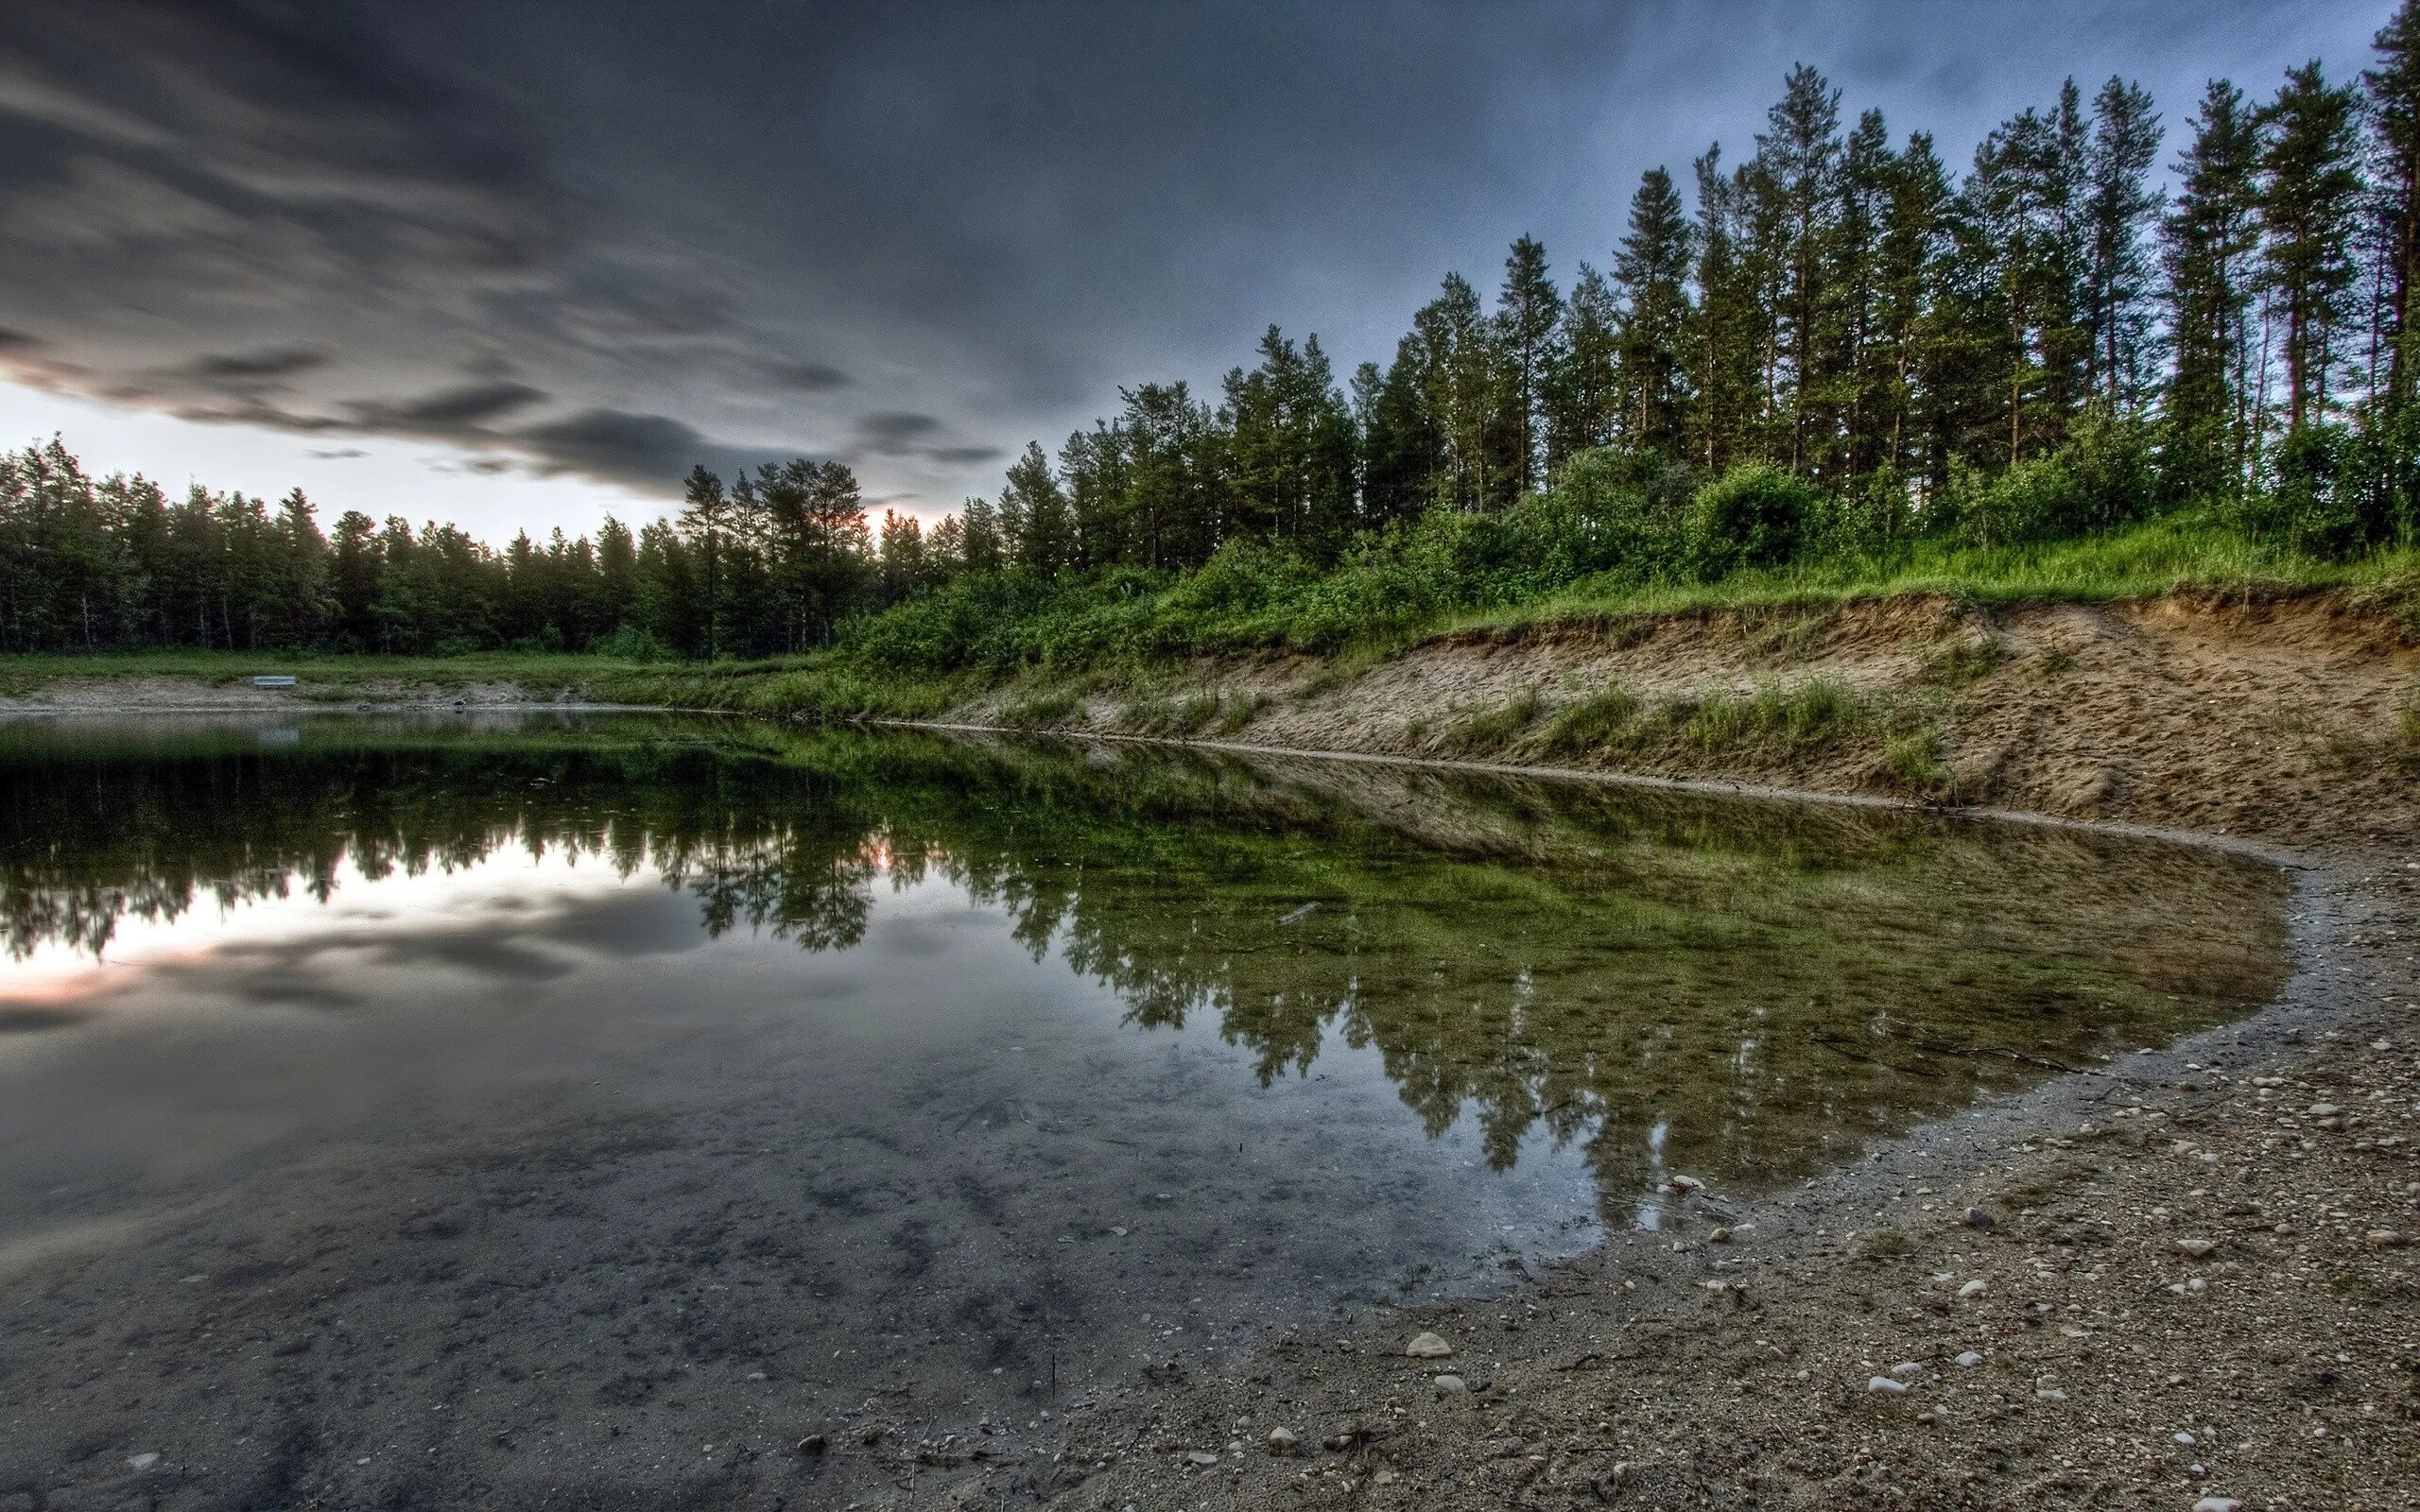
[997,688,1084,729]
[1541,686,1642,755]
[1882,725,1956,799]
[1440,687,1543,755]
[1465,515,2420,638]
[0,647,652,697]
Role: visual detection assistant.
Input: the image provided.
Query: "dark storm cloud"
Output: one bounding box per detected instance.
[0,0,2388,517]
[0,330,36,352]
[342,380,547,433]
[514,408,796,491]
[768,360,853,392]
[184,347,329,383]
[855,411,942,454]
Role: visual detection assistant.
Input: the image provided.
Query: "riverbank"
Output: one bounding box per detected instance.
[3,592,2415,1510]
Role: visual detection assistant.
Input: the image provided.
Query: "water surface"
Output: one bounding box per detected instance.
[0,713,2290,1505]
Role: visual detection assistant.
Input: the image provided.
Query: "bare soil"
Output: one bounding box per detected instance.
[968,592,2420,853]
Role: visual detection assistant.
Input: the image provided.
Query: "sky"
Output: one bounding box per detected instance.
[0,0,2392,541]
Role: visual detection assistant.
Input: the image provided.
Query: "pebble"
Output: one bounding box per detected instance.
[1958,1279,1988,1298]
[2307,1104,2341,1118]
[1267,1427,1298,1454]
[128,1452,160,1472]
[1866,1376,1909,1394]
[1184,1450,1220,1468]
[1405,1332,1453,1359]
[1708,1226,1732,1244]
[1954,1351,1983,1368]
[2192,1499,2241,1512]
[796,1435,826,1455]
[1889,1362,1926,1379]
[2371,1228,2408,1247]
[1668,1175,1704,1194]
[1962,1207,1996,1228]
[2174,1238,2219,1259]
[1432,1374,1469,1397]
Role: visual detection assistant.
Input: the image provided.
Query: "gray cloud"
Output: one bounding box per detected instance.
[184,347,328,382]
[307,447,369,459]
[515,407,800,491]
[769,360,852,392]
[0,0,2388,522]
[341,379,547,432]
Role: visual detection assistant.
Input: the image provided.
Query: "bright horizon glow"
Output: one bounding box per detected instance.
[0,384,963,543]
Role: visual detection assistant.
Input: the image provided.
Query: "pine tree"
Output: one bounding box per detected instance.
[2366,0,2420,409]
[2084,78,2166,410]
[678,464,729,659]
[1758,65,1843,472]
[1546,263,1620,467]
[1612,168,1693,455]
[2259,61,2366,431]
[1492,236,1564,496]
[2162,79,2264,494]
[1002,441,1074,574]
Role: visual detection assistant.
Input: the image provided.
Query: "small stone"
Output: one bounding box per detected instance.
[796,1435,826,1455]
[1953,1350,1983,1368]
[1962,1207,1996,1229]
[1267,1427,1298,1454]
[1958,1279,1988,1298]
[1184,1450,1220,1468]
[2173,1432,2197,1447]
[1372,1468,1401,1486]
[128,1452,160,1472]
[745,1370,768,1382]
[1708,1226,1733,1244]
[1405,1332,1453,1360]
[2192,1499,2241,1512]
[2174,1238,2219,1259]
[1432,1374,1468,1397]
[1668,1174,1704,1195]
[2370,1228,2408,1247]
[1867,1376,1909,1394]
[1890,1362,1926,1379]
[2307,1104,2341,1118]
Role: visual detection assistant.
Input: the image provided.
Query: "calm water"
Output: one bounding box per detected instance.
[0,713,2290,1504]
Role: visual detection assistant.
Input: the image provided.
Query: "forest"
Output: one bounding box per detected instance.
[6,5,2420,662]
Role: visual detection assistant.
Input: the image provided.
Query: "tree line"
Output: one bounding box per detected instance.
[6,5,2420,657]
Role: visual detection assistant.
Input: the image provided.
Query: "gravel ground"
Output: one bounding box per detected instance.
[843,850,2417,1511]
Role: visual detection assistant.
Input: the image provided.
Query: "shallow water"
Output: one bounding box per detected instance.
[0,713,2290,1503]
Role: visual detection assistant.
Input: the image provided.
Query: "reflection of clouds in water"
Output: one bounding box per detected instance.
[0,844,710,1017]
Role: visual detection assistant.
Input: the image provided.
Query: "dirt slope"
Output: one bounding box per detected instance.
[969,593,2420,850]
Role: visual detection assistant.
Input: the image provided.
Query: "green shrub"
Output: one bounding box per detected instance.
[1690,463,1829,576]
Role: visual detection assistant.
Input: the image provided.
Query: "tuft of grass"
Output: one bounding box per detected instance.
[1881,725,1955,798]
[1542,685,1642,754]
[2403,688,2420,745]
[1440,687,1543,755]
[998,689,1083,729]
[1671,679,1865,758]
[1211,690,1270,734]
[1918,636,2008,688]
[1856,1228,1917,1261]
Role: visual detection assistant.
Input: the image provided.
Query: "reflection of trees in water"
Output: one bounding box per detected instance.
[0,719,2290,1203]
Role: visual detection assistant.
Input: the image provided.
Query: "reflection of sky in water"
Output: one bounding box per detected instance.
[0,717,2294,1505]
[0,832,1605,1277]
